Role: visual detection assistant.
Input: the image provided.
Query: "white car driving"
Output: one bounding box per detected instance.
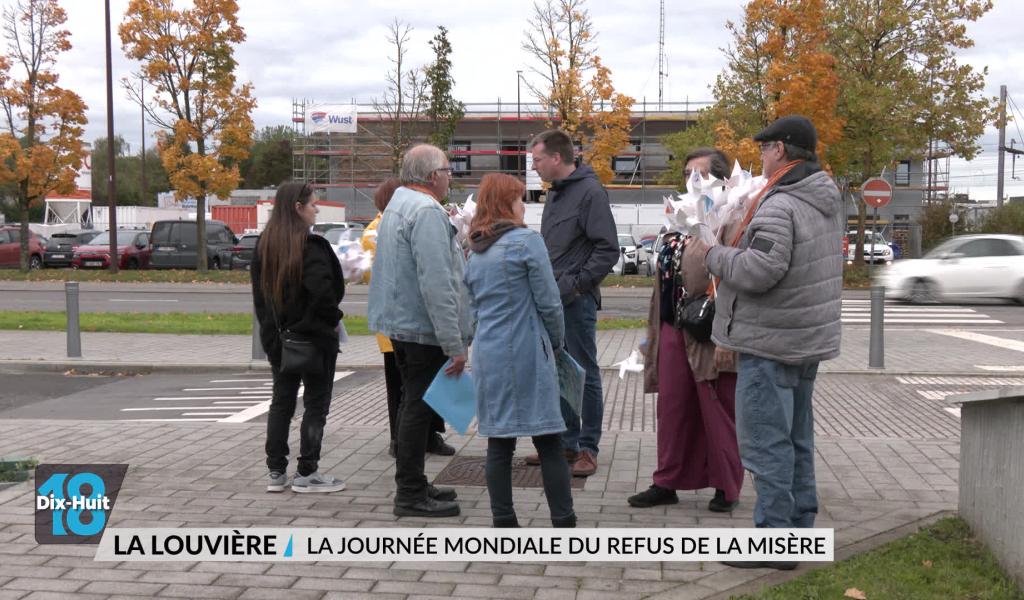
[875,234,1024,304]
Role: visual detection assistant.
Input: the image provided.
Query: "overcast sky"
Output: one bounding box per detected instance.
[36,0,1024,202]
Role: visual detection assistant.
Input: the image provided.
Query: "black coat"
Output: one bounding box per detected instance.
[539,164,620,306]
[251,233,345,362]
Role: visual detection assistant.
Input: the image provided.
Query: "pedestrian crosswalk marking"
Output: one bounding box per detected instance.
[840,300,1001,325]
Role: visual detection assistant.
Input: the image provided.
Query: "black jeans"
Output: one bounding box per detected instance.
[266,349,337,477]
[486,434,575,527]
[384,350,444,443]
[391,340,449,505]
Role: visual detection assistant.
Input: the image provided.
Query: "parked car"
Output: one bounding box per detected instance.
[72,229,152,270]
[844,230,894,265]
[312,221,364,236]
[0,225,46,269]
[149,220,237,269]
[875,234,1024,304]
[43,230,100,268]
[612,233,642,275]
[229,233,259,271]
[639,237,657,276]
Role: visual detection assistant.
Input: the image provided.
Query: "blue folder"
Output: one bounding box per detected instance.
[422,361,477,435]
[556,349,585,418]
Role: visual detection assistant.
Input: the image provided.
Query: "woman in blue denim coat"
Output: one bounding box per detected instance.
[464,173,576,528]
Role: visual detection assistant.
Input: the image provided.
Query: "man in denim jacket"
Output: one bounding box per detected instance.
[368,144,473,518]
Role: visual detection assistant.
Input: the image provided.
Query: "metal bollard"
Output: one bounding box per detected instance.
[251,312,266,361]
[65,281,81,358]
[868,285,885,369]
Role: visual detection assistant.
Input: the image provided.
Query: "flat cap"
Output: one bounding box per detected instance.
[753,115,817,152]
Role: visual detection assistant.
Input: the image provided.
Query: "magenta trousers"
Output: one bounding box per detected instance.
[653,323,743,502]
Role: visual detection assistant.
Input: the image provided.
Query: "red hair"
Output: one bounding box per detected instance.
[470,173,525,236]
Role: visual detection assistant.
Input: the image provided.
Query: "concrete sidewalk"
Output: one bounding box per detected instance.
[2,323,1021,598]
[2,326,1023,375]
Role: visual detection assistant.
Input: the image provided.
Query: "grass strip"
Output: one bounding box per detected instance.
[733,517,1023,600]
[0,311,648,335]
[0,269,252,284]
[0,311,654,336]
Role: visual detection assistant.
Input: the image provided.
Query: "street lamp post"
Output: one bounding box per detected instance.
[516,70,523,178]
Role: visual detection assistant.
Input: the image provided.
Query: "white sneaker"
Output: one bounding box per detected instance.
[291,472,346,493]
[267,471,287,493]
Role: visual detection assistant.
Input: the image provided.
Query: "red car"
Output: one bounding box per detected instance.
[0,225,47,269]
[72,229,152,269]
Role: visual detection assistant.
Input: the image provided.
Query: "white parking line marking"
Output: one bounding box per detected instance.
[122,406,257,411]
[975,365,1024,372]
[925,329,1024,353]
[212,400,265,404]
[220,371,353,424]
[944,407,962,418]
[209,379,273,383]
[843,319,1002,324]
[153,396,271,401]
[182,412,235,416]
[183,387,271,391]
[123,418,221,422]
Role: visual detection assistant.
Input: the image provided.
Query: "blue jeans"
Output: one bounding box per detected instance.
[560,293,603,455]
[735,354,819,528]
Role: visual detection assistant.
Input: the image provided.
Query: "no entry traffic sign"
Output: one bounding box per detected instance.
[861,177,893,209]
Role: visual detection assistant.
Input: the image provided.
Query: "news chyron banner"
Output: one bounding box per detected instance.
[305,104,358,134]
[31,464,835,563]
[94,528,833,563]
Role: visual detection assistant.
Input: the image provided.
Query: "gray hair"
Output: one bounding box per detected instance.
[400,144,447,185]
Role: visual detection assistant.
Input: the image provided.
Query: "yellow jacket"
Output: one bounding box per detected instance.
[361,214,393,354]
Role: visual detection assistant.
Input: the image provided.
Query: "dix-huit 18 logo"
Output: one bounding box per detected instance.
[34,464,127,544]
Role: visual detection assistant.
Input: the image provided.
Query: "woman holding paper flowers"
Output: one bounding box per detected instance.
[630,148,744,512]
[464,173,576,528]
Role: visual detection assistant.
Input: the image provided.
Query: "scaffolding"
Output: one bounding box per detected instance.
[290,98,709,219]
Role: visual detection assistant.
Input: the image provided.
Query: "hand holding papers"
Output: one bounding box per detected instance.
[423,360,476,435]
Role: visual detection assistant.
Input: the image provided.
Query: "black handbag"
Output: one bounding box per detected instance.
[676,293,715,343]
[271,304,323,375]
[670,240,715,343]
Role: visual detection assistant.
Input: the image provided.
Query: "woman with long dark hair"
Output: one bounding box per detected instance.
[464,173,576,528]
[252,182,346,494]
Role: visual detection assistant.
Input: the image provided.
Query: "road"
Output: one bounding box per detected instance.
[1,281,1022,326]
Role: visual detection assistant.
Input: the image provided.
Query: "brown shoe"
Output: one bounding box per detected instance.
[571,450,597,477]
[524,449,578,466]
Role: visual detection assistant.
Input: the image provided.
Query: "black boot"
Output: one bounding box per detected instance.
[552,513,577,528]
[493,514,519,528]
[427,432,456,456]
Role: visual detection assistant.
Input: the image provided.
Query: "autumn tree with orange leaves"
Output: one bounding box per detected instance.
[665,0,841,179]
[522,0,634,184]
[120,0,255,272]
[0,0,87,272]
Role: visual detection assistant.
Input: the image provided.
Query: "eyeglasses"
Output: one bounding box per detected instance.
[758,141,778,154]
[434,167,453,176]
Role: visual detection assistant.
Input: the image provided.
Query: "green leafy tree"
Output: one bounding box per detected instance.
[423,26,465,150]
[828,0,994,262]
[239,126,294,189]
[90,136,169,207]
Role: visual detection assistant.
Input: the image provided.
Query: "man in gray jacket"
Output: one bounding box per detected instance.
[530,129,619,477]
[688,116,842,567]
